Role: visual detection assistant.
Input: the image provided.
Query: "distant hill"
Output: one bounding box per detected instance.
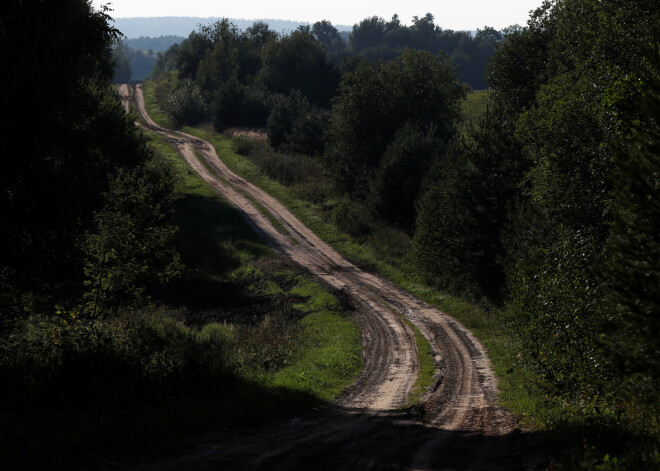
[123,35,184,53]
[112,17,352,39]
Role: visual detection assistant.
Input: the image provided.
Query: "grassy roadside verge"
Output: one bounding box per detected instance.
[146,129,364,405]
[141,79,535,425]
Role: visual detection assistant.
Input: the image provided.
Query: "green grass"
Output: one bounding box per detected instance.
[147,129,364,408]
[268,276,363,401]
[461,90,490,131]
[407,321,436,407]
[149,126,361,394]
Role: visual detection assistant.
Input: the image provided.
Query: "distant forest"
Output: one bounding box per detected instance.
[123,35,183,52]
[116,14,501,89]
[111,17,351,38]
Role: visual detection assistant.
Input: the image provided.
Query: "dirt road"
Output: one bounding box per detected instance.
[115,84,546,470]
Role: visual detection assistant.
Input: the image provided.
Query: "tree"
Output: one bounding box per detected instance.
[151,43,180,78]
[1,0,122,321]
[312,20,346,53]
[175,30,213,81]
[260,29,338,108]
[113,43,132,83]
[602,41,660,388]
[349,16,387,51]
[267,91,327,155]
[485,1,557,117]
[325,50,466,196]
[413,106,525,299]
[476,26,503,45]
[195,20,241,103]
[410,13,437,50]
[162,78,208,127]
[84,162,181,316]
[241,22,278,79]
[0,0,181,330]
[368,123,443,232]
[499,0,659,396]
[348,14,500,90]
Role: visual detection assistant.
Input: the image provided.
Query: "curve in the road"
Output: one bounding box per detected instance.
[115,84,539,471]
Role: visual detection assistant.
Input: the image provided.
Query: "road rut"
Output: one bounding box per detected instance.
[112,84,546,470]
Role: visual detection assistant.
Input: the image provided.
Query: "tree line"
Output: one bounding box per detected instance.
[113,42,159,81]
[150,15,501,90]
[344,14,502,89]
[150,16,505,157]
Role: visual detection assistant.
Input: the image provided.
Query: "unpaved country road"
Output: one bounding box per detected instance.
[113,84,548,470]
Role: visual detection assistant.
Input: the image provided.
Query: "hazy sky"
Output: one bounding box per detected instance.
[92,0,543,30]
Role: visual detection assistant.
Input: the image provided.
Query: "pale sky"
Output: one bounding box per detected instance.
[91,0,544,30]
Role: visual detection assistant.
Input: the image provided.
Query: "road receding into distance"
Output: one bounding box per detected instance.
[115,84,547,471]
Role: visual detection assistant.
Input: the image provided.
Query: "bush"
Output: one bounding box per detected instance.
[235,313,300,372]
[162,78,208,127]
[368,123,442,232]
[0,311,238,410]
[331,201,372,237]
[212,82,271,130]
[237,85,271,128]
[504,231,605,395]
[267,90,327,156]
[233,136,255,156]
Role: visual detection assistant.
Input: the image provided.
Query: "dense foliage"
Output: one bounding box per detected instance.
[413,105,524,299]
[124,35,183,53]
[347,14,502,89]
[0,1,180,329]
[148,14,509,139]
[408,0,659,464]
[325,50,465,207]
[1,4,364,466]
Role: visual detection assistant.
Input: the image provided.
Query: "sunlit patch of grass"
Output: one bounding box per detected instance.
[269,309,363,402]
[461,89,490,133]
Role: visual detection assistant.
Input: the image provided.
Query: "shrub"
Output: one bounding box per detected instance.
[162,78,208,127]
[267,91,327,156]
[212,82,270,130]
[233,136,255,156]
[331,201,372,237]
[0,311,238,409]
[235,313,300,372]
[368,123,442,232]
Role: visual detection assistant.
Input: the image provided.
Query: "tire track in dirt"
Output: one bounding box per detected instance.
[111,84,547,471]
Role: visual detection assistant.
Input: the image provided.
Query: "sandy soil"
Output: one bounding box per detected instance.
[108,84,549,470]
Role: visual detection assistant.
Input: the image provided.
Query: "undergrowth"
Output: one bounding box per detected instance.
[0,127,363,470]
